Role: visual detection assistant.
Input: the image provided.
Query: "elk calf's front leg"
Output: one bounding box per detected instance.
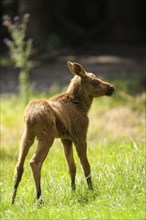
[81,156,93,190]
[75,142,93,190]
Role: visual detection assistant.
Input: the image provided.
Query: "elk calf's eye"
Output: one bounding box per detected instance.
[92,81,99,86]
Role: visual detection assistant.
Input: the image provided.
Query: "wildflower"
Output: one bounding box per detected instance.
[2,13,33,105]
[23,13,30,22]
[13,16,19,21]
[28,38,33,43]
[3,38,11,46]
[3,20,10,27]
[3,15,10,21]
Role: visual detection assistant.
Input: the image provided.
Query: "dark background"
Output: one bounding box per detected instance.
[1,0,146,51]
[0,0,146,93]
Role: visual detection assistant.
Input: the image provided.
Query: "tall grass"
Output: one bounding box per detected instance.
[0,89,145,220]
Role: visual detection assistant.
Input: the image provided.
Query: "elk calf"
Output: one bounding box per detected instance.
[12,61,114,204]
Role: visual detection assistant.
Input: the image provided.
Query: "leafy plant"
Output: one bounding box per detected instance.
[3,14,33,105]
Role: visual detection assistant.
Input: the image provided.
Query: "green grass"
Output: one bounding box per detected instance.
[0,89,145,220]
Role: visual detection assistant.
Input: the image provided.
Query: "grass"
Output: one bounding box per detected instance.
[0,86,146,220]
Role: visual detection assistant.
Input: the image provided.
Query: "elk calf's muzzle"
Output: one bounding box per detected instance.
[106,86,115,96]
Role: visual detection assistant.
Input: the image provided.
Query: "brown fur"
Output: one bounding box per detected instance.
[12,61,114,204]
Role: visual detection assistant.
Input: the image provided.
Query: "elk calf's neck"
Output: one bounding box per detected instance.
[12,61,115,204]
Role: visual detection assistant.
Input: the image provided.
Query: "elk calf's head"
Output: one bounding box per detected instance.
[67,61,115,98]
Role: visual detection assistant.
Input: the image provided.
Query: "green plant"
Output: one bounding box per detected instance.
[3,14,33,105]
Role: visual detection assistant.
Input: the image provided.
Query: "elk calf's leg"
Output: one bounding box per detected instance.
[75,142,93,190]
[61,139,76,190]
[12,127,35,204]
[29,138,53,200]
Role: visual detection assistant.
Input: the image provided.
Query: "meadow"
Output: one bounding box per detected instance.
[0,79,145,220]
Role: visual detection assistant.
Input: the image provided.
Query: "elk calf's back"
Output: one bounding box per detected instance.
[12,61,114,204]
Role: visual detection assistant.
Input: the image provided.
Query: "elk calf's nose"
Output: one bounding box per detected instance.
[107,86,115,96]
[109,86,114,92]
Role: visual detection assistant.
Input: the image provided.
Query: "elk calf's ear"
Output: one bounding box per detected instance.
[67,61,86,77]
[73,63,86,77]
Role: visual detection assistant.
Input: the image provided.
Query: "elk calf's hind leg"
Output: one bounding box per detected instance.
[29,138,53,200]
[12,128,35,204]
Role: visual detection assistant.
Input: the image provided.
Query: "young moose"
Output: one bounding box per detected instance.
[12,61,114,204]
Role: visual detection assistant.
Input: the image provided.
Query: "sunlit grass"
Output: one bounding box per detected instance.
[0,89,145,220]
